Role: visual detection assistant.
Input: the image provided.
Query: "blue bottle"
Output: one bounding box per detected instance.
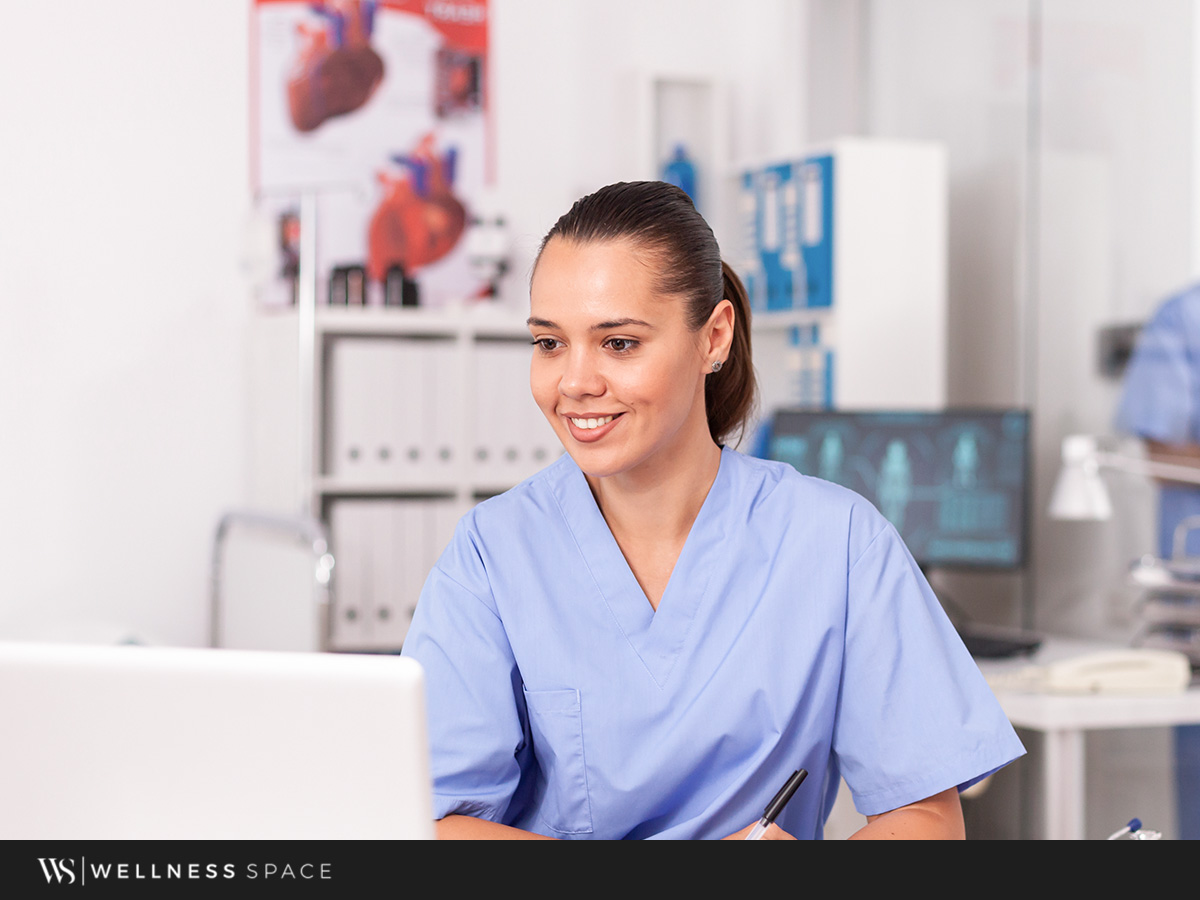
[661,144,698,206]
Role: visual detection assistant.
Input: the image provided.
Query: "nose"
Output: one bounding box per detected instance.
[559,347,606,400]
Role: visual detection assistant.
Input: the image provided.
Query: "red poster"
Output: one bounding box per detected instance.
[252,0,491,307]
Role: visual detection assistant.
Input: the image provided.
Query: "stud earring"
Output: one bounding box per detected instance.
[711,360,724,373]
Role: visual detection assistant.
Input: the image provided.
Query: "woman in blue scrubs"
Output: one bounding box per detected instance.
[402,181,1024,839]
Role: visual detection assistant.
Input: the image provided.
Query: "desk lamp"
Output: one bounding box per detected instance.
[1048,434,1200,521]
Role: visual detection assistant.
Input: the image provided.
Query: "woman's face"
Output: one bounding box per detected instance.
[528,238,720,482]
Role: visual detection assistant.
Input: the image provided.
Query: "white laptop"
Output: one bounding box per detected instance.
[0,641,434,839]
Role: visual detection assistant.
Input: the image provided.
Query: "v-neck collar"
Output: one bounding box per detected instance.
[549,447,732,688]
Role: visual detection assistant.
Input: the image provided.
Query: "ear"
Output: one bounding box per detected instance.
[701,299,735,369]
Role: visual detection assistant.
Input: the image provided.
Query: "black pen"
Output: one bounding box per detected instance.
[745,769,808,840]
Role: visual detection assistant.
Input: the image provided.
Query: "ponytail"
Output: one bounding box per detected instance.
[705,262,758,446]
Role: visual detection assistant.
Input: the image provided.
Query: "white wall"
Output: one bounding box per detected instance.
[0,1,253,646]
[488,0,807,294]
[0,0,811,648]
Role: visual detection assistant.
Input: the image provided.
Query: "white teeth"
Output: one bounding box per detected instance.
[570,415,614,430]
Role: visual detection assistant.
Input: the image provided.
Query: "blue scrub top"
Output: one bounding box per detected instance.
[402,447,1024,839]
[1115,285,1200,558]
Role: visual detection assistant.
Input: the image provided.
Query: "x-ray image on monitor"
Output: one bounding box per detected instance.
[764,409,1031,571]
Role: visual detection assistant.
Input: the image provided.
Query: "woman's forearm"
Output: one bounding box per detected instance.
[847,787,965,840]
[435,815,557,840]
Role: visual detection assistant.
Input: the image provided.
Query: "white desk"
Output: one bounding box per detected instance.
[978,637,1200,840]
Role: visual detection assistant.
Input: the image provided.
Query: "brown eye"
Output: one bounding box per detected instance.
[605,338,638,354]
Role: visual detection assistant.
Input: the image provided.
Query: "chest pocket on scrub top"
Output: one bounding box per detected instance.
[522,686,594,835]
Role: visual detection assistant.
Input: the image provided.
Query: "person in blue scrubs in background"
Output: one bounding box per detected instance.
[1115,285,1200,840]
[402,181,1024,839]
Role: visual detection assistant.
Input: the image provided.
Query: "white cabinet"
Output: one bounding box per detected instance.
[737,139,949,424]
[311,307,561,652]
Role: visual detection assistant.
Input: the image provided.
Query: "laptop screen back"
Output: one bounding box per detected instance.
[0,642,433,839]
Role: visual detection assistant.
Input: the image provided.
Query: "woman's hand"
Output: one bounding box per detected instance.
[722,822,797,840]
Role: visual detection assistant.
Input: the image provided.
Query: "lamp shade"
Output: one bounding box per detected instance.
[1048,435,1113,520]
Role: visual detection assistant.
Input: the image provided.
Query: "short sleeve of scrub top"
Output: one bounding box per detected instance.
[1115,288,1200,446]
[1115,287,1200,557]
[402,448,1024,839]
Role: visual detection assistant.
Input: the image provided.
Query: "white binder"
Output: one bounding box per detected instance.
[471,341,505,487]
[327,339,376,479]
[474,340,537,486]
[424,340,462,484]
[388,498,463,649]
[383,340,427,483]
[503,341,536,483]
[331,495,465,652]
[469,340,564,486]
[365,500,406,648]
[400,500,430,639]
[329,500,369,648]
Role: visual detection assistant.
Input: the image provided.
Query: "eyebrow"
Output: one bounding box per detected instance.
[526,317,656,331]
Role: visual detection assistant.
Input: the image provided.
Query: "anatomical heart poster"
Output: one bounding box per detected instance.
[252,0,490,307]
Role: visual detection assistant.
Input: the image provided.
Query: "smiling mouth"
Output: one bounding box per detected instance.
[568,415,617,430]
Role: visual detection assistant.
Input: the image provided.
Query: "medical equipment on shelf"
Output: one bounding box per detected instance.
[1048,440,1200,669]
[1131,517,1200,669]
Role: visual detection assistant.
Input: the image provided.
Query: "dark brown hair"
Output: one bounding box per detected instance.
[534,181,757,446]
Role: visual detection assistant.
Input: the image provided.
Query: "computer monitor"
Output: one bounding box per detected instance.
[765,408,1031,572]
[0,642,434,839]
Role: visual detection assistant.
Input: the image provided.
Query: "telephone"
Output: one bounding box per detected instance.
[986,648,1193,695]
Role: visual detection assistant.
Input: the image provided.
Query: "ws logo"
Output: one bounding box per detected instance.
[37,858,78,884]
